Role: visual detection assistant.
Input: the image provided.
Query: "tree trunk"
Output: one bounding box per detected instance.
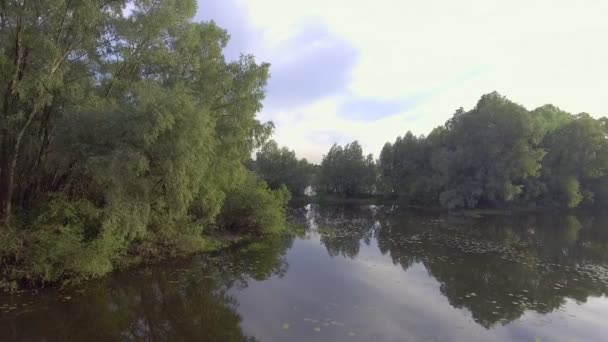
[1,107,38,226]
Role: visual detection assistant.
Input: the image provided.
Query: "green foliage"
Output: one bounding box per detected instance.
[384,131,446,204]
[218,174,291,235]
[251,140,314,196]
[0,0,287,286]
[379,92,608,210]
[0,196,122,285]
[558,177,584,208]
[443,93,546,208]
[539,113,608,208]
[318,141,377,197]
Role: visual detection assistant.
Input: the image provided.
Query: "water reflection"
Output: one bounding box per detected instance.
[305,205,608,328]
[2,205,608,341]
[0,235,294,341]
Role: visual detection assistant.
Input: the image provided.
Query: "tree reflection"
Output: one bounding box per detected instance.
[3,206,608,339]
[302,204,608,328]
[0,233,294,341]
[311,204,377,258]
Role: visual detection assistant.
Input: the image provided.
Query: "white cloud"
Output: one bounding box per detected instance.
[200,0,608,162]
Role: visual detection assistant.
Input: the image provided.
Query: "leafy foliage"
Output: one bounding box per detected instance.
[251,140,314,196]
[378,92,608,209]
[0,0,289,286]
[318,141,376,197]
[218,173,291,235]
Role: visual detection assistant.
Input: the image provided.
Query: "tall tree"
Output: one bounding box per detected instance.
[540,113,608,207]
[0,0,289,286]
[0,0,131,223]
[252,140,314,196]
[377,92,607,210]
[439,93,546,208]
[318,141,376,197]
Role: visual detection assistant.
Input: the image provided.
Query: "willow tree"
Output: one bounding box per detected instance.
[0,0,287,286]
[0,0,129,224]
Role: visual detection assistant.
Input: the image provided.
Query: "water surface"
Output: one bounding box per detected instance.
[2,204,608,341]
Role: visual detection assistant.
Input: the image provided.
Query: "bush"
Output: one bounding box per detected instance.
[218,174,291,235]
[0,175,292,287]
[0,196,120,285]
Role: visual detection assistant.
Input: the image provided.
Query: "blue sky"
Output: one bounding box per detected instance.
[196,0,608,162]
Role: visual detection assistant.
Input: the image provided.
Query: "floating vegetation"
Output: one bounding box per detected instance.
[291,204,608,330]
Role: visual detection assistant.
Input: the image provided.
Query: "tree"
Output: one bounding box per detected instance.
[251,140,314,196]
[440,92,546,208]
[0,0,289,286]
[378,142,395,195]
[379,128,448,206]
[318,141,377,197]
[540,114,608,207]
[377,92,608,210]
[0,0,130,224]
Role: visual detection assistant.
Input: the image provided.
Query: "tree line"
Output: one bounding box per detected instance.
[0,0,289,287]
[378,92,608,209]
[2,0,606,288]
[253,93,608,210]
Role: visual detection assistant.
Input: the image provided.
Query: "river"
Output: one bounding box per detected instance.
[2,203,608,341]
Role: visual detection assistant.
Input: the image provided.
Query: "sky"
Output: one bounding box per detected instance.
[195,0,608,163]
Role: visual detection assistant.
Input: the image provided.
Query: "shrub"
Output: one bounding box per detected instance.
[218,174,291,235]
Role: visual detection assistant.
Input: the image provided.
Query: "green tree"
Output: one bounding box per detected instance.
[379,128,448,206]
[440,93,546,208]
[378,142,395,195]
[318,141,376,197]
[252,140,314,196]
[0,0,129,224]
[540,113,608,207]
[376,92,608,210]
[0,0,289,286]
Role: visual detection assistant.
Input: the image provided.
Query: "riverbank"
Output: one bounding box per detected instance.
[0,181,292,292]
[0,226,297,293]
[290,195,594,218]
[4,203,607,341]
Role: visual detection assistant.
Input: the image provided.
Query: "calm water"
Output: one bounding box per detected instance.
[2,204,608,341]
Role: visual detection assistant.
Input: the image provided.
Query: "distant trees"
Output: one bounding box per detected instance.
[379,128,447,204]
[439,93,546,208]
[250,140,315,196]
[318,141,376,197]
[539,113,608,208]
[379,92,608,209]
[260,92,607,209]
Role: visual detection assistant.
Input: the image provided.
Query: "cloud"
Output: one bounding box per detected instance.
[196,1,360,113]
[339,66,486,121]
[197,0,608,162]
[338,95,425,121]
[264,20,359,109]
[305,130,355,147]
[195,0,262,60]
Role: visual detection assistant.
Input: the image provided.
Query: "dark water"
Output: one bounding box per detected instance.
[2,204,608,342]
